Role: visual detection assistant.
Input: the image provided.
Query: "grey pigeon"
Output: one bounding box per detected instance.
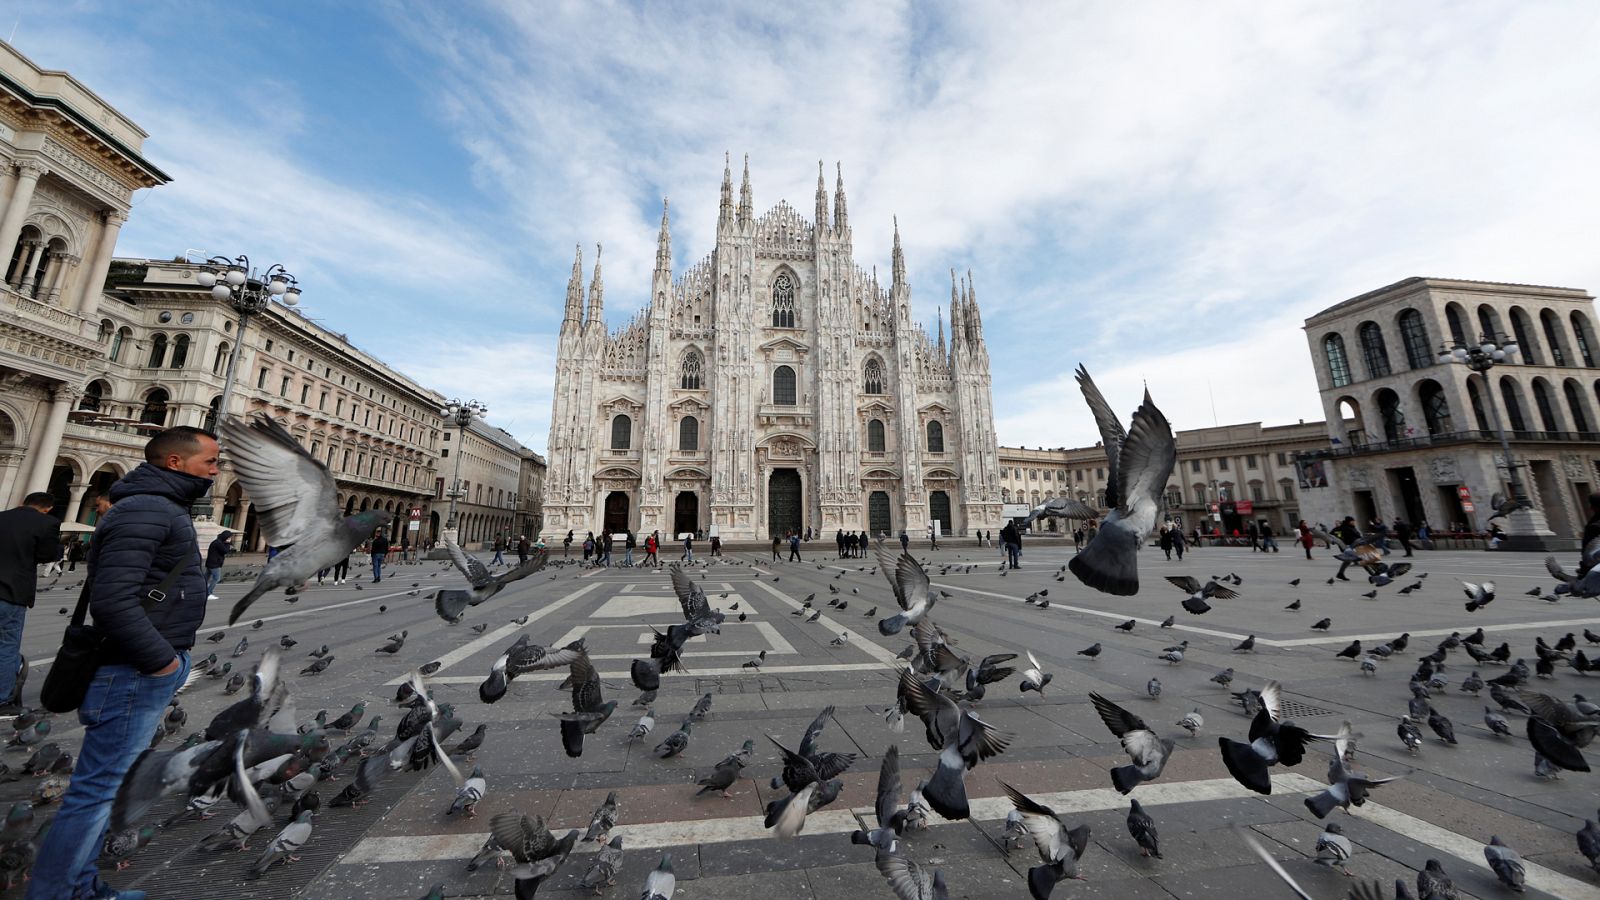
[1304,755,1403,818]
[1067,367,1177,596]
[1313,821,1353,875]
[1089,693,1174,793]
[629,708,655,741]
[1176,709,1203,736]
[583,791,618,842]
[1001,780,1092,894]
[1146,678,1162,700]
[246,809,314,880]
[849,744,906,851]
[1166,575,1238,615]
[434,539,547,623]
[1577,817,1600,873]
[655,719,692,758]
[1463,580,1496,612]
[689,693,714,721]
[1211,668,1234,687]
[1484,707,1512,737]
[1484,835,1525,892]
[1397,716,1423,753]
[580,835,624,893]
[219,414,392,624]
[898,670,1010,819]
[1218,681,1321,794]
[875,544,940,635]
[641,854,675,900]
[1126,798,1160,858]
[1416,859,1457,900]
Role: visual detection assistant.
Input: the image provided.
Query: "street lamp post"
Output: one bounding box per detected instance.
[191,255,301,519]
[1435,332,1554,550]
[441,399,487,540]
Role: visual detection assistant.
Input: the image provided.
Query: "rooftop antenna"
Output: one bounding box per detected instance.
[1208,379,1218,426]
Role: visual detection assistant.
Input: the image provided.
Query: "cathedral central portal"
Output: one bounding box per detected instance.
[767,468,802,538]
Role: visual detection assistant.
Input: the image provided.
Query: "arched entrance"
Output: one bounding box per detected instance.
[929,491,952,535]
[868,491,892,536]
[673,492,698,536]
[767,469,802,538]
[604,491,630,533]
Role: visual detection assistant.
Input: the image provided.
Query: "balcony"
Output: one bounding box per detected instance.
[1301,429,1600,460]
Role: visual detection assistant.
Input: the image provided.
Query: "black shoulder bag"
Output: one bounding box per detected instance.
[40,565,184,714]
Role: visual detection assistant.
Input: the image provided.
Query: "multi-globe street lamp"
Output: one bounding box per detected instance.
[191,255,301,518]
[441,398,487,533]
[1435,332,1549,549]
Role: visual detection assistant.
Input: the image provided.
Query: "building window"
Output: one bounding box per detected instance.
[147,333,168,368]
[140,389,169,426]
[680,350,703,389]
[863,358,884,394]
[281,376,291,397]
[611,414,632,450]
[1357,322,1391,378]
[79,380,106,412]
[927,420,945,453]
[679,415,699,451]
[1189,459,1201,473]
[1376,388,1405,441]
[1245,454,1257,469]
[320,391,328,410]
[771,273,796,328]
[110,327,130,362]
[1397,309,1431,369]
[867,418,885,452]
[1542,310,1570,366]
[773,365,797,405]
[1076,470,1084,481]
[1218,458,1229,471]
[1029,469,1038,480]
[1446,305,1468,345]
[1277,452,1288,465]
[1572,313,1598,367]
[1279,479,1295,501]
[169,334,190,369]
[1249,482,1264,502]
[1324,334,1351,387]
[257,367,268,388]
[212,342,230,375]
[300,385,311,404]
[1511,308,1540,364]
[1419,380,1452,435]
[1533,379,1561,431]
[1564,379,1591,432]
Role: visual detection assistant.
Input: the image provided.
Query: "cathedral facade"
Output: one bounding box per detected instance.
[541,158,1002,540]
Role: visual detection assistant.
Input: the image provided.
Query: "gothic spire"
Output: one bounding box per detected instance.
[948,269,964,347]
[655,198,672,273]
[814,160,828,233]
[737,154,753,227]
[719,152,733,229]
[936,307,946,354]
[967,268,984,335]
[563,243,584,325]
[833,162,848,232]
[891,216,905,286]
[585,243,604,328]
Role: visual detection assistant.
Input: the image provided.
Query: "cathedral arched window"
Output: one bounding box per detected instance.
[867,418,886,452]
[773,366,796,405]
[679,416,699,451]
[610,414,632,450]
[926,420,945,453]
[771,273,796,328]
[680,350,703,390]
[863,358,884,394]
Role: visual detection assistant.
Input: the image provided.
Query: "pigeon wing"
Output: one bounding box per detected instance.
[1165,575,1202,593]
[1546,556,1575,584]
[568,654,604,714]
[797,706,836,759]
[1259,681,1284,722]
[958,711,1011,765]
[876,853,936,900]
[1075,365,1128,504]
[874,744,902,828]
[669,565,713,621]
[444,538,493,589]
[218,414,339,548]
[490,813,553,865]
[893,554,932,613]
[1000,781,1065,863]
[491,551,548,589]
[1114,391,1178,523]
[1089,692,1147,739]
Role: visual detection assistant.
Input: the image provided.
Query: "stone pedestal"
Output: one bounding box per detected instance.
[1498,505,1560,552]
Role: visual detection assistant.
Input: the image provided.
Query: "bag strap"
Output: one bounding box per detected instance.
[70,562,184,629]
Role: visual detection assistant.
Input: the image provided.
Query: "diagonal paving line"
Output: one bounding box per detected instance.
[381,582,603,685]
[339,772,1326,864]
[747,569,900,665]
[420,662,888,685]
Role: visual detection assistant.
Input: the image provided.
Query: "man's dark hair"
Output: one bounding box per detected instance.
[22,492,55,510]
[144,426,216,465]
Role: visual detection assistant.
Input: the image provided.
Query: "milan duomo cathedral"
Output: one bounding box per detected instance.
[541,157,1002,541]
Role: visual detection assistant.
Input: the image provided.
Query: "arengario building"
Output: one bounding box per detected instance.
[542,157,1003,540]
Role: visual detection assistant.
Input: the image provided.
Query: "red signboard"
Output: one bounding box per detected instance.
[1461,501,1476,513]
[1457,486,1472,500]
[409,507,422,520]
[1235,500,1254,515]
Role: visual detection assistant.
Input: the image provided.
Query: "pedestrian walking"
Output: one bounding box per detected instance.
[599,530,613,567]
[771,534,782,562]
[517,534,530,565]
[1246,522,1260,552]
[928,523,939,550]
[1298,519,1315,560]
[710,533,722,557]
[29,426,216,900]
[682,532,694,562]
[204,530,234,600]
[492,536,506,566]
[1333,517,1360,579]
[898,529,909,554]
[370,529,389,582]
[583,532,595,563]
[789,531,802,561]
[1000,519,1022,569]
[563,529,574,558]
[0,492,59,711]
[1158,525,1173,560]
[1171,525,1186,560]
[1392,516,1415,557]
[1260,521,1279,553]
[67,536,86,572]
[332,551,350,584]
[645,530,660,567]
[623,530,636,566]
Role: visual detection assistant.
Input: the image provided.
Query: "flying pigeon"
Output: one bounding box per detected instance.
[1089,693,1175,793]
[1000,781,1092,896]
[1463,580,1496,612]
[1067,367,1178,596]
[875,545,941,636]
[898,670,1010,819]
[434,539,548,623]
[1218,681,1320,794]
[1165,575,1238,615]
[218,414,392,624]
[1304,755,1404,818]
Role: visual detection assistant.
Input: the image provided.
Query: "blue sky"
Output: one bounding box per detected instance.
[15,1,1600,454]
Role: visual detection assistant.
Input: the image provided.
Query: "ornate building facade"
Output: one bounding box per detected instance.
[542,158,1002,539]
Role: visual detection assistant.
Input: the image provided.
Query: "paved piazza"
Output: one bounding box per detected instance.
[10,542,1600,899]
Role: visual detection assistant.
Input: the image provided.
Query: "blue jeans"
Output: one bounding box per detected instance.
[1006,542,1021,567]
[205,567,222,596]
[0,601,26,701]
[624,549,634,566]
[30,651,190,900]
[492,550,504,565]
[371,553,383,582]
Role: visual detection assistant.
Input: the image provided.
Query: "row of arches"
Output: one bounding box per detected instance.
[1335,374,1600,446]
[5,224,71,302]
[609,412,946,454]
[676,349,890,396]
[1323,303,1598,388]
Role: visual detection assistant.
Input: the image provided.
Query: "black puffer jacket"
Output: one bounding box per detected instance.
[90,463,212,673]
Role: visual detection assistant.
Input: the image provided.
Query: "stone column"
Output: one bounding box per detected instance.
[22,386,76,496]
[43,249,71,304]
[0,161,46,269]
[15,241,41,292]
[65,481,90,523]
[69,210,127,315]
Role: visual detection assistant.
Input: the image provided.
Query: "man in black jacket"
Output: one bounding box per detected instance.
[30,426,217,900]
[0,492,60,711]
[204,530,233,600]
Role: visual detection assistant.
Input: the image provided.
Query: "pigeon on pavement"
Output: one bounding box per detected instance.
[219,414,392,624]
[1126,799,1161,858]
[1484,835,1526,892]
[246,809,314,880]
[1000,780,1092,897]
[640,854,675,900]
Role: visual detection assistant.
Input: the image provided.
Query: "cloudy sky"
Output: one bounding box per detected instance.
[16,1,1600,453]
